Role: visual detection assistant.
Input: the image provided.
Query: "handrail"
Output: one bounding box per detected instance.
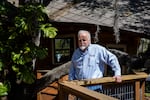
[59,81,118,100]
[62,72,148,86]
[58,72,148,100]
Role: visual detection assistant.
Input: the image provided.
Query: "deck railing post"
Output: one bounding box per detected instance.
[58,82,66,100]
[141,80,145,100]
[135,80,140,100]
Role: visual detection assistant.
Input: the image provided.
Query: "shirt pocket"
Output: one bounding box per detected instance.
[88,55,96,67]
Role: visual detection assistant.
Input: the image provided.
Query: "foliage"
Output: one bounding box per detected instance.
[146,81,150,93]
[0,1,57,95]
[0,82,8,96]
[145,93,150,97]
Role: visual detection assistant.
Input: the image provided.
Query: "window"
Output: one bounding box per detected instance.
[52,35,76,64]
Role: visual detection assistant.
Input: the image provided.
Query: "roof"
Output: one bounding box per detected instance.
[45,0,150,38]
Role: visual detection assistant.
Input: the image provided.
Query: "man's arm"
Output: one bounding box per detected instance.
[68,62,75,81]
[101,47,122,82]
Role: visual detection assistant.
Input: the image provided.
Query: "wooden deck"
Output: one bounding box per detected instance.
[37,74,68,100]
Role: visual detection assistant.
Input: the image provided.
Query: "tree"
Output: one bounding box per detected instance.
[0,0,57,99]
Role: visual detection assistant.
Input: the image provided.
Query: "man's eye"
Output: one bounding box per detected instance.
[79,39,86,42]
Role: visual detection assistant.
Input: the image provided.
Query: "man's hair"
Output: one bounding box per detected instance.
[78,30,91,41]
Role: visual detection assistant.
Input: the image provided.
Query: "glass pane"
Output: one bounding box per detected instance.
[54,38,72,64]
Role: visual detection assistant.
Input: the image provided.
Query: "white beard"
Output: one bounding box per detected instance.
[79,46,86,51]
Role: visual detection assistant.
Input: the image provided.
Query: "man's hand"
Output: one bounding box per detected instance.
[113,75,122,83]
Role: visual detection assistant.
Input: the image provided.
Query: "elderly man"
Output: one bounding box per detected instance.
[69,30,122,92]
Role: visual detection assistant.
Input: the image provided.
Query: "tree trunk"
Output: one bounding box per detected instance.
[34,61,71,94]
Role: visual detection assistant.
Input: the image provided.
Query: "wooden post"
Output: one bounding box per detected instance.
[135,80,140,100]
[58,82,64,100]
[58,82,68,100]
[141,80,145,100]
[37,92,42,100]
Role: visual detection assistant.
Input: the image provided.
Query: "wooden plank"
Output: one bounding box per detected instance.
[37,92,42,100]
[135,81,140,100]
[63,72,148,86]
[58,82,118,100]
[37,72,42,79]
[141,80,145,100]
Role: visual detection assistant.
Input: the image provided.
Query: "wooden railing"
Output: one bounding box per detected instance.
[58,72,148,100]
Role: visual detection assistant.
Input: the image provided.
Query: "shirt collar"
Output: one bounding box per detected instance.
[79,45,90,56]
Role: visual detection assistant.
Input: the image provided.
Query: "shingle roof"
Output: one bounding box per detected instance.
[46,0,150,38]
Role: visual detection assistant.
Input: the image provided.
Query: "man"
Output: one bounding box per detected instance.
[69,30,122,92]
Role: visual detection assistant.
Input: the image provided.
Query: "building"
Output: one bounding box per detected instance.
[36,0,150,70]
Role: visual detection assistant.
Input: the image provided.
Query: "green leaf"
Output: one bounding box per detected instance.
[11,52,25,65]
[40,24,57,38]
[36,48,48,59]
[0,83,8,96]
[0,61,4,71]
[20,68,35,84]
[12,65,19,73]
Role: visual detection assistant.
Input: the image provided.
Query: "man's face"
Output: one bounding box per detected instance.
[78,32,90,51]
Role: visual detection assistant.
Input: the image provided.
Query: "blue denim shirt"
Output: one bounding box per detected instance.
[69,44,121,90]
